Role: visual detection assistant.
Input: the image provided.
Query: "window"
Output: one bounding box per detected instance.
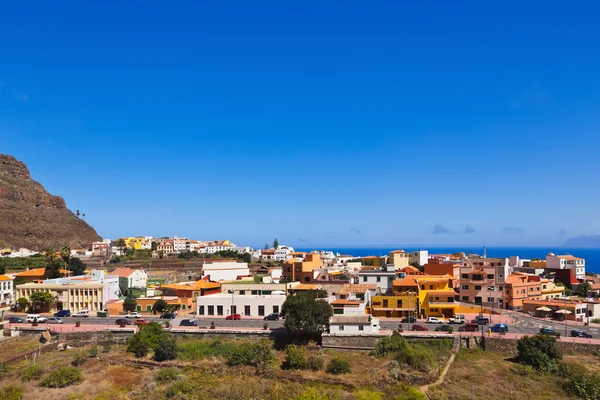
[359,325,364,331]
[377,277,381,282]
[487,297,494,303]
[258,306,265,316]
[217,305,223,315]
[208,306,214,315]
[461,274,468,279]
[245,305,251,315]
[474,285,481,290]
[462,296,469,301]
[487,274,494,280]
[295,267,300,272]
[239,290,245,295]
[146,305,152,312]
[498,286,503,291]
[363,276,367,282]
[287,267,291,272]
[231,305,236,314]
[429,285,433,290]
[421,285,425,290]
[487,286,495,291]
[273,305,279,314]
[304,277,310,282]
[462,284,469,290]
[339,325,344,331]
[199,306,205,315]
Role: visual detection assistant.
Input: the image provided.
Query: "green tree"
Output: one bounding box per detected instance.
[123,297,137,312]
[154,336,177,361]
[240,253,251,263]
[264,243,269,250]
[76,210,80,218]
[273,238,279,249]
[44,247,57,262]
[151,241,157,251]
[153,299,169,313]
[114,238,127,254]
[281,291,333,334]
[60,245,71,265]
[30,291,55,312]
[517,334,562,372]
[43,261,63,279]
[16,297,29,311]
[68,257,86,276]
[575,282,592,297]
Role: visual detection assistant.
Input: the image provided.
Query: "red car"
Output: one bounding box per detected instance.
[135,319,151,326]
[411,324,429,331]
[225,314,241,320]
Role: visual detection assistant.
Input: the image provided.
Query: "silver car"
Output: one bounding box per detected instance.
[46,317,63,324]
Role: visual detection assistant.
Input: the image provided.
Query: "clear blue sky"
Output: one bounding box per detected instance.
[1,1,599,247]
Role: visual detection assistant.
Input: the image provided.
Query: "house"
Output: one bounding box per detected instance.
[546,253,586,280]
[282,254,323,283]
[389,250,409,269]
[0,275,15,307]
[541,279,566,300]
[458,257,511,308]
[173,237,189,253]
[331,284,377,315]
[197,282,287,317]
[274,246,294,262]
[424,258,461,278]
[156,241,174,254]
[522,298,600,322]
[160,280,221,312]
[260,250,276,260]
[409,250,428,267]
[111,268,148,295]
[201,240,234,254]
[504,273,543,310]
[329,314,380,335]
[358,264,397,294]
[201,261,250,281]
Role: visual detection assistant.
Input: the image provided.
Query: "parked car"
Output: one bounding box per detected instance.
[135,319,151,326]
[26,314,47,323]
[471,316,490,325]
[125,312,142,319]
[160,313,176,319]
[54,310,71,317]
[426,317,444,324]
[539,327,561,336]
[490,324,509,333]
[180,319,198,326]
[435,324,454,332]
[8,316,25,323]
[411,324,429,331]
[263,313,280,321]
[449,315,466,324]
[73,310,90,318]
[226,313,241,320]
[458,323,480,332]
[115,318,131,326]
[46,317,63,324]
[570,329,592,338]
[401,316,417,323]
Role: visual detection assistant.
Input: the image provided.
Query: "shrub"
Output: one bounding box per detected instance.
[282,345,307,370]
[326,356,351,375]
[155,367,179,384]
[591,318,600,324]
[395,345,434,373]
[177,339,238,360]
[226,339,275,371]
[517,334,562,373]
[561,364,600,400]
[372,332,410,357]
[127,334,150,358]
[75,320,81,327]
[40,366,83,388]
[0,385,23,400]
[306,353,324,371]
[154,336,177,362]
[386,384,427,400]
[511,363,535,376]
[89,347,98,357]
[71,352,87,366]
[21,364,43,381]
[355,390,384,400]
[127,322,166,358]
[166,380,195,398]
[102,344,111,353]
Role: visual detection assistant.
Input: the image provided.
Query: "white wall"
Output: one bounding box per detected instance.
[197,293,285,317]
[203,262,249,281]
[329,317,380,334]
[409,250,428,266]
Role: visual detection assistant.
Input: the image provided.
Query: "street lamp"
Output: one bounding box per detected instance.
[406,289,410,332]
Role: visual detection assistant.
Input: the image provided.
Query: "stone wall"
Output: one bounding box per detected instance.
[169,329,271,341]
[322,333,390,350]
[483,337,600,355]
[56,329,135,347]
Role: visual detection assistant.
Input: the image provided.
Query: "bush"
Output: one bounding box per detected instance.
[127,334,150,358]
[127,322,165,358]
[0,385,23,400]
[282,345,307,370]
[155,367,180,384]
[21,364,43,381]
[154,336,177,362]
[511,363,535,376]
[326,356,351,375]
[355,391,384,400]
[166,380,195,398]
[559,363,600,400]
[372,332,410,357]
[71,352,87,366]
[395,345,434,373]
[591,318,600,324]
[517,334,562,373]
[306,353,324,371]
[226,339,275,371]
[89,347,98,357]
[40,366,83,388]
[177,339,238,360]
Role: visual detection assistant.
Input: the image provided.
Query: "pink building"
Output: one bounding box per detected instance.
[458,257,511,308]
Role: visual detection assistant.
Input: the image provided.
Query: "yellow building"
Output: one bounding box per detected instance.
[122,237,146,250]
[541,279,565,300]
[369,274,458,318]
[389,250,409,270]
[529,260,547,269]
[16,282,105,313]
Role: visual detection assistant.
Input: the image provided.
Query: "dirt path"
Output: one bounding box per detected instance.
[420,336,460,397]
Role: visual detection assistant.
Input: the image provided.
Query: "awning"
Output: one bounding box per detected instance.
[555,309,572,314]
[536,306,552,312]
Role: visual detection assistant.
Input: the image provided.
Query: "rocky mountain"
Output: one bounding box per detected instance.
[0,154,101,251]
[562,235,600,248]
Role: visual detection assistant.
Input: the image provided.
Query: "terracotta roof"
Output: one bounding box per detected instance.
[392,277,419,286]
[331,300,361,306]
[161,281,220,291]
[426,291,458,296]
[556,255,583,260]
[111,268,138,278]
[292,284,319,290]
[0,275,13,281]
[339,284,378,294]
[15,268,70,277]
[328,271,343,276]
[590,283,600,290]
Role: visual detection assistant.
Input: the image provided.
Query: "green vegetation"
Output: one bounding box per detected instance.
[123,296,137,312]
[0,386,23,400]
[68,257,86,276]
[282,345,308,370]
[20,364,43,381]
[155,367,180,384]
[16,297,29,311]
[40,366,83,388]
[517,334,562,373]
[29,291,55,311]
[153,299,169,313]
[177,339,238,360]
[591,318,600,324]
[372,332,438,373]
[226,339,276,373]
[127,322,166,357]
[71,352,87,366]
[559,363,600,400]
[43,260,63,279]
[154,336,177,362]
[282,291,333,334]
[326,356,351,374]
[273,238,279,249]
[0,256,49,272]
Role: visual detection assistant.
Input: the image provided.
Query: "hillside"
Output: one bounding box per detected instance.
[0,154,101,251]
[562,234,600,248]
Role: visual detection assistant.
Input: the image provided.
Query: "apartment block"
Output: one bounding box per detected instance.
[282,254,323,283]
[458,257,511,308]
[546,253,586,280]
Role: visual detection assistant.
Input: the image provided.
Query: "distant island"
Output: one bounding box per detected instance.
[562,234,600,248]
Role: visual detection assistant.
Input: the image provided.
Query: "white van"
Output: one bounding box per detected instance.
[73,310,90,318]
[26,314,47,323]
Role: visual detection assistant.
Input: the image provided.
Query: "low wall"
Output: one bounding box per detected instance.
[483,337,600,355]
[322,333,390,350]
[56,329,135,347]
[169,329,271,340]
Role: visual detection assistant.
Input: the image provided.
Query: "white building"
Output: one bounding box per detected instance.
[0,275,15,307]
[173,237,189,253]
[329,314,380,335]
[274,246,294,262]
[409,250,428,267]
[358,264,397,294]
[0,248,39,258]
[546,253,586,280]
[111,268,148,295]
[231,246,251,254]
[202,261,250,281]
[197,283,287,317]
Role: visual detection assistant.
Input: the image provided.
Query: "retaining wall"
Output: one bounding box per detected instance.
[483,337,600,355]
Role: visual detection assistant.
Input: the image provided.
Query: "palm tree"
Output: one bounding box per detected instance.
[60,245,71,265]
[82,213,86,220]
[76,210,80,218]
[44,247,57,262]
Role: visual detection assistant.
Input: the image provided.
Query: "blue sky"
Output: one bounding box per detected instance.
[1,1,599,247]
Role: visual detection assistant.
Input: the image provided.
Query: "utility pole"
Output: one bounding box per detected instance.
[564,295,568,337]
[406,289,410,332]
[231,288,235,328]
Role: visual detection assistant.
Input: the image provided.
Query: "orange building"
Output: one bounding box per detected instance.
[14,268,71,283]
[423,258,461,278]
[504,273,542,310]
[282,254,323,283]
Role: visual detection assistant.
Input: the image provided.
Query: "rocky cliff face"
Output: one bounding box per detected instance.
[0,154,102,250]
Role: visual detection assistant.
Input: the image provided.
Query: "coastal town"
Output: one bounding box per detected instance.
[1,237,597,338]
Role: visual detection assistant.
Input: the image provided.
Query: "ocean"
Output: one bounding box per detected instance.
[296,246,600,273]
